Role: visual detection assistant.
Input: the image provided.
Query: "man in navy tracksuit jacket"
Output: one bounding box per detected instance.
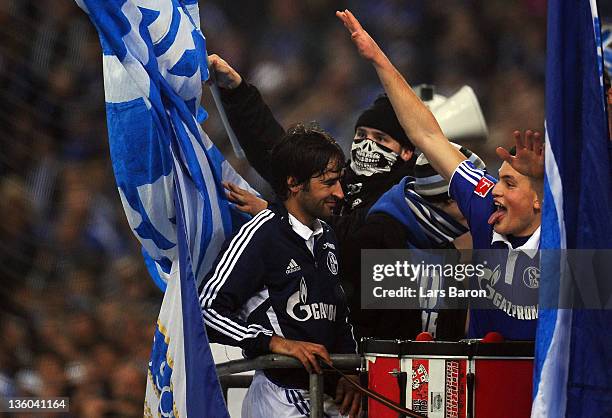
[199,125,359,418]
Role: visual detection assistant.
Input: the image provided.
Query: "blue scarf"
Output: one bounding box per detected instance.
[368,177,468,248]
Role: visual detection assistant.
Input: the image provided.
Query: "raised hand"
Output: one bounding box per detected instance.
[207,54,242,89]
[269,335,332,374]
[495,130,545,179]
[336,9,385,66]
[223,182,268,216]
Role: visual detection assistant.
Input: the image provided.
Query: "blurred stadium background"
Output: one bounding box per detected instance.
[0,0,609,416]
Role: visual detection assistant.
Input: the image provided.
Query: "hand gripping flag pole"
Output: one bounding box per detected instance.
[206,55,246,159]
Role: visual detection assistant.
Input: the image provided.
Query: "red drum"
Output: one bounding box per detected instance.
[362,339,534,418]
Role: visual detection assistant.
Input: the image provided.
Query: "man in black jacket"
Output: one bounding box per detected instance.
[199,125,360,418]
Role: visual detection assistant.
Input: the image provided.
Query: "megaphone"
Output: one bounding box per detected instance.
[415,85,488,141]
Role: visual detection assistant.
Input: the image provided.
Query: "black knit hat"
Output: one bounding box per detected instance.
[355,94,415,150]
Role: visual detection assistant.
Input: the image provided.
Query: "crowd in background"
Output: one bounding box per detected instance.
[2,0,601,416]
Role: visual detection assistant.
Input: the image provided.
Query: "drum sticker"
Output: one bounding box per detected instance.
[411,360,429,414]
[444,360,467,418]
[431,392,444,412]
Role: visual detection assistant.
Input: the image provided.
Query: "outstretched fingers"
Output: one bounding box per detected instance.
[533,130,544,156]
[344,9,362,33]
[514,129,543,154]
[336,9,361,34]
[513,130,525,151]
[524,129,535,151]
[499,129,545,179]
[335,10,352,33]
[514,129,544,156]
[495,147,512,164]
[335,11,350,31]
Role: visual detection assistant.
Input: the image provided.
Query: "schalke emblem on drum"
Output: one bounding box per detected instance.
[327,252,338,275]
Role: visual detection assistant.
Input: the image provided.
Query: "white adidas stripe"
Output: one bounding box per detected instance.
[203,309,273,342]
[207,308,248,335]
[203,311,272,342]
[461,160,486,179]
[200,210,274,307]
[207,307,272,340]
[203,310,244,340]
[199,210,275,340]
[200,210,272,304]
[241,288,270,320]
[450,162,477,188]
[267,306,284,337]
[456,165,479,186]
[206,210,275,305]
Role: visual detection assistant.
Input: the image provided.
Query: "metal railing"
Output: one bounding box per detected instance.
[216,354,361,418]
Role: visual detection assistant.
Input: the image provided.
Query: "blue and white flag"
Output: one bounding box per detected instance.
[75,0,255,416]
[603,23,612,77]
[533,1,612,417]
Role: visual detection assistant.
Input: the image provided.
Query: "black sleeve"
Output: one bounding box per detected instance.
[340,213,421,340]
[220,81,286,184]
[340,213,408,293]
[199,210,276,356]
[334,285,358,354]
[329,207,370,246]
[326,297,358,398]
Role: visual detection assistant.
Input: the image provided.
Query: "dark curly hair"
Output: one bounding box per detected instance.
[270,123,345,201]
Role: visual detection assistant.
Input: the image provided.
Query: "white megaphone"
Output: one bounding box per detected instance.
[415,85,488,141]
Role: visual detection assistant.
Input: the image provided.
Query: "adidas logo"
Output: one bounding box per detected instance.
[286,259,301,274]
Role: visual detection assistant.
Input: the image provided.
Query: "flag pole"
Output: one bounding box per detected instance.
[206,56,246,159]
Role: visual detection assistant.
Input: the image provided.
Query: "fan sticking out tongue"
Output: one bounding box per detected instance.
[488,206,506,225]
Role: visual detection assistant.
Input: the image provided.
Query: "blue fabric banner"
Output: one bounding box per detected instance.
[73,0,258,415]
[533,1,612,416]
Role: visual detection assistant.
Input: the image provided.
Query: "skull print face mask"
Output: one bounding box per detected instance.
[349,138,400,177]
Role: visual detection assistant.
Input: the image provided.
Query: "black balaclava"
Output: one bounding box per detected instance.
[342,95,416,214]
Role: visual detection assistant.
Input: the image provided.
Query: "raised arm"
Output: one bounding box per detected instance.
[208,53,243,89]
[208,54,286,184]
[336,10,465,181]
